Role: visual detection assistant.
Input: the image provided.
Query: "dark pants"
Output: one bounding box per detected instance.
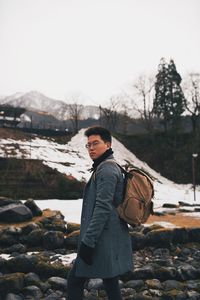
[67,261,122,300]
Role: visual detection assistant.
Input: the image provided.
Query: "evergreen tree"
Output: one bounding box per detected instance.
[153,58,185,132]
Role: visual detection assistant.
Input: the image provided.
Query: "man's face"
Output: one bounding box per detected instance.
[86,134,111,160]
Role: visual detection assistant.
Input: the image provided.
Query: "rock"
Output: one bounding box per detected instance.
[24,199,43,217]
[145,279,162,290]
[179,201,193,207]
[130,232,147,251]
[0,233,18,247]
[4,243,26,254]
[87,278,104,290]
[35,260,70,279]
[163,279,184,290]
[23,285,43,299]
[5,293,24,300]
[22,223,41,235]
[146,228,174,248]
[66,222,80,233]
[0,198,21,207]
[0,204,33,223]
[124,279,144,290]
[188,228,200,243]
[24,272,41,286]
[187,290,200,299]
[64,230,79,249]
[43,231,64,250]
[27,229,46,247]
[48,276,67,290]
[6,254,39,273]
[172,228,188,244]
[162,203,178,208]
[0,273,25,295]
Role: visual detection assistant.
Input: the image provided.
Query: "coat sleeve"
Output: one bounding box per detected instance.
[82,161,119,248]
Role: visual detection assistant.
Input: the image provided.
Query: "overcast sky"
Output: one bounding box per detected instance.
[0,0,199,105]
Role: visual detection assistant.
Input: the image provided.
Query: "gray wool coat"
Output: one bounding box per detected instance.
[75,155,133,278]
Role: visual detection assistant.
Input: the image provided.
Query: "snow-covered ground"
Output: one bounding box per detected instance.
[1,128,200,223]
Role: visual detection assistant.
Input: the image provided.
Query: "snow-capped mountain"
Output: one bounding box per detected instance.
[0,129,199,206]
[0,91,100,120]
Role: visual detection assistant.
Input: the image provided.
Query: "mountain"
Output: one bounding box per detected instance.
[0,91,100,120]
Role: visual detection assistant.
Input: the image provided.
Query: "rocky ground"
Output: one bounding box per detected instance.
[0,199,200,299]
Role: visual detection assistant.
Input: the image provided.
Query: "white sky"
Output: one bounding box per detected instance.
[0,0,200,106]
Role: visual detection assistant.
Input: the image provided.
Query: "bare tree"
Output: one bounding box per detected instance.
[99,97,120,132]
[64,95,83,134]
[130,75,155,132]
[183,73,200,133]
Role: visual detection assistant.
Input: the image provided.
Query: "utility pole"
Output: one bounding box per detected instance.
[192,153,198,202]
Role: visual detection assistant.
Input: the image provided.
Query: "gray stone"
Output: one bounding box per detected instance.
[27,229,45,247]
[4,243,26,254]
[23,285,43,299]
[24,200,42,217]
[163,279,183,290]
[0,204,33,223]
[24,272,41,286]
[87,278,103,290]
[48,277,67,290]
[43,231,64,250]
[5,293,24,300]
[124,279,144,290]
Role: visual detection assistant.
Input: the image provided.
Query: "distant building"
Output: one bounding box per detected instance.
[0,105,25,128]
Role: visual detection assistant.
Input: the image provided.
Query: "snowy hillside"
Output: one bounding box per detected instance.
[0,129,199,207]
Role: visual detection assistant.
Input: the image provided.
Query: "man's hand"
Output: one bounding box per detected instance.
[79,242,95,265]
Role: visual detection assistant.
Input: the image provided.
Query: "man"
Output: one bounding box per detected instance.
[67,126,133,300]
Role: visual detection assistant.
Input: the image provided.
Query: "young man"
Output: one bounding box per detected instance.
[67,126,133,300]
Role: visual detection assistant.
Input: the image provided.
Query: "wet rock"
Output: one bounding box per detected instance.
[163,279,184,290]
[146,229,174,248]
[6,254,39,273]
[24,272,41,286]
[23,285,43,299]
[188,228,200,243]
[172,228,188,244]
[27,229,46,247]
[0,204,33,223]
[179,201,193,207]
[145,279,162,290]
[0,198,21,207]
[66,222,80,233]
[130,232,148,251]
[64,230,79,249]
[124,279,144,290]
[22,223,41,235]
[87,278,104,291]
[24,199,43,217]
[163,203,178,208]
[43,231,64,250]
[5,293,24,300]
[35,260,70,279]
[0,273,25,296]
[48,276,67,290]
[4,243,26,254]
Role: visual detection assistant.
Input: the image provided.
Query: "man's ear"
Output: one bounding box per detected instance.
[106,142,111,148]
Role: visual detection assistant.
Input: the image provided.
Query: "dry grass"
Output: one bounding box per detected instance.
[147,212,200,228]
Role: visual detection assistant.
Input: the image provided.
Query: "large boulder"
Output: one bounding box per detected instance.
[0,204,33,223]
[24,200,42,217]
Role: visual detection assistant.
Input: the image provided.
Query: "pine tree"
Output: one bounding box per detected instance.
[153,58,185,132]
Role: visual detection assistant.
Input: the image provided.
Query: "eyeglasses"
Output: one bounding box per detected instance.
[85,141,104,149]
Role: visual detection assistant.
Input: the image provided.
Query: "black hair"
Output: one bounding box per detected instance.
[84,126,112,143]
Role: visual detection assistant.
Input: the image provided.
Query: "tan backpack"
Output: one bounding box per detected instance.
[116,164,154,226]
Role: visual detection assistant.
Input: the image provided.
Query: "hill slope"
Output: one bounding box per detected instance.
[0,128,199,203]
